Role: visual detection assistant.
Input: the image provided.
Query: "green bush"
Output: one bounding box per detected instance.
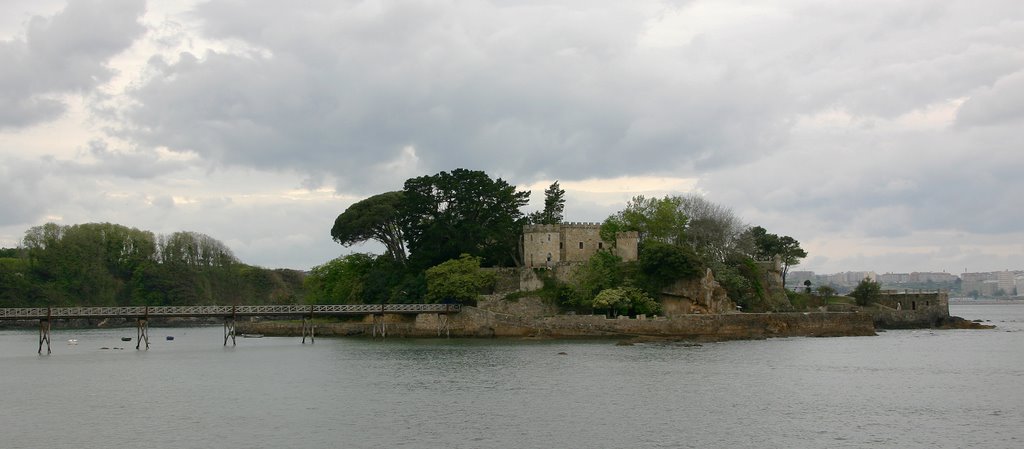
[425,254,494,305]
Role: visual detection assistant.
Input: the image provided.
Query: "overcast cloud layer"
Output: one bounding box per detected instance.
[1,0,1022,274]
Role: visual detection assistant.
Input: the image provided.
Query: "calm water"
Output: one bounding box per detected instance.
[1,305,1021,449]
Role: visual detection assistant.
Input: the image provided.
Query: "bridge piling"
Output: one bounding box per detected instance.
[437,313,450,337]
[302,317,315,344]
[38,318,51,355]
[372,314,386,339]
[136,318,150,350]
[224,318,236,346]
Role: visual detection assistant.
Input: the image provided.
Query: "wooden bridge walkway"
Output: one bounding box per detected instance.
[0,304,461,354]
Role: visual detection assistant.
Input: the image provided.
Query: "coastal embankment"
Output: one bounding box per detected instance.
[236,297,875,340]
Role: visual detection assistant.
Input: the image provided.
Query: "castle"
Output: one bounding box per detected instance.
[522,223,638,268]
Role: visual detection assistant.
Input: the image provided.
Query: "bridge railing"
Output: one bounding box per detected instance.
[0,304,461,320]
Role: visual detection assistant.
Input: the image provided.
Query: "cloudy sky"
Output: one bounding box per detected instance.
[2,0,1022,275]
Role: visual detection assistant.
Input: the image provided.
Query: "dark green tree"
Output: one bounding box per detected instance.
[331,191,407,264]
[638,240,704,290]
[11,222,306,307]
[400,169,530,268]
[746,226,806,286]
[529,181,566,225]
[850,278,882,306]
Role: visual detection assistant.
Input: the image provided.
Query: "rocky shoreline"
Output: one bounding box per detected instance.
[231,297,878,341]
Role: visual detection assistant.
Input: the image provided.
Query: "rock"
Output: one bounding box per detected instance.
[937,316,996,330]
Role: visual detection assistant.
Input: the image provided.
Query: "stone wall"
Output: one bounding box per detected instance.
[561,223,605,265]
[522,223,638,268]
[870,291,950,328]
[523,224,562,268]
[486,267,523,294]
[237,306,875,340]
[614,231,639,261]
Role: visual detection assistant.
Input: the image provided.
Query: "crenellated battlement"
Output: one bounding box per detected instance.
[523,222,601,233]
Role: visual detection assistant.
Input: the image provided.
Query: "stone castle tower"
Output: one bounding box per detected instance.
[522,223,638,268]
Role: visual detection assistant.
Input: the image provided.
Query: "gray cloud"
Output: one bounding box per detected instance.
[114,1,1024,200]
[117,1,796,193]
[6,0,1024,273]
[57,139,191,179]
[0,157,61,226]
[0,0,146,129]
[956,70,1024,127]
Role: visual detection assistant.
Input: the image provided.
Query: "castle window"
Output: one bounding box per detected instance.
[598,242,603,249]
[579,242,584,249]
[559,242,563,249]
[547,234,551,242]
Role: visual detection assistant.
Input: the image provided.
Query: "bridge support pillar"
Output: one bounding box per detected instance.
[437,313,450,338]
[38,319,51,355]
[224,318,236,346]
[302,317,315,344]
[372,314,386,339]
[136,318,150,350]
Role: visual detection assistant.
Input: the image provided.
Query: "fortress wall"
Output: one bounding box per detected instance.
[561,223,603,264]
[238,309,875,340]
[871,291,950,328]
[523,222,637,268]
[523,227,562,268]
[614,231,639,262]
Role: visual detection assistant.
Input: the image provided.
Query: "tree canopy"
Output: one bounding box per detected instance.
[3,222,303,307]
[678,194,747,263]
[331,191,407,264]
[529,181,566,225]
[746,226,807,286]
[600,195,687,245]
[850,278,881,306]
[400,168,530,269]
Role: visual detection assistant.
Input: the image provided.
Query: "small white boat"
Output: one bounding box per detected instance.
[67,339,78,345]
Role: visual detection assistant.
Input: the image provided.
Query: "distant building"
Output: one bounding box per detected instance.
[878,272,911,284]
[997,271,1015,294]
[878,272,957,285]
[826,271,876,286]
[961,272,995,297]
[787,271,816,286]
[522,223,638,268]
[909,272,957,283]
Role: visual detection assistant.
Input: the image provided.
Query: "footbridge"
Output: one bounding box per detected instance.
[0,304,460,354]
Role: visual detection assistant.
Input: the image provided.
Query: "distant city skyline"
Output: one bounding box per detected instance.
[789,268,1023,298]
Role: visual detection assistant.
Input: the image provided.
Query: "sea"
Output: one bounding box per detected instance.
[1,304,1021,449]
